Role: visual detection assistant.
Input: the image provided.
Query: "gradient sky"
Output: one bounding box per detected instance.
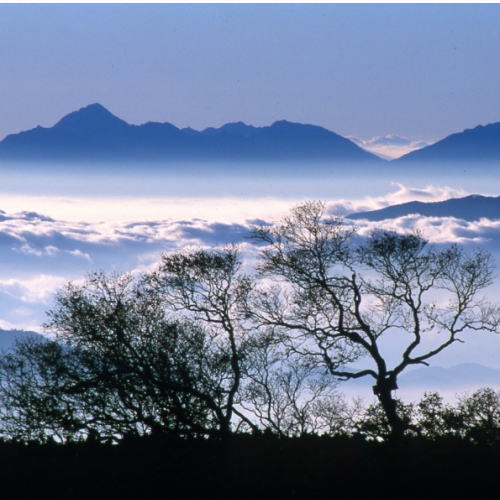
[1,3,500,142]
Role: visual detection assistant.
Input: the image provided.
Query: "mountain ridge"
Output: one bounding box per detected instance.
[347,194,500,222]
[0,103,382,164]
[395,121,500,163]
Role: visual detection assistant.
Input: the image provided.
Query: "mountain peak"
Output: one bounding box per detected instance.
[64,102,115,118]
[271,119,296,128]
[53,103,129,133]
[80,102,108,112]
[0,105,383,163]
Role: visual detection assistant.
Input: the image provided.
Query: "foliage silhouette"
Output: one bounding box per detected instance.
[356,388,500,444]
[0,273,242,441]
[0,251,338,441]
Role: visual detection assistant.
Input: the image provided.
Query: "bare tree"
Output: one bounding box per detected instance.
[2,204,496,443]
[239,332,341,436]
[250,201,500,440]
[0,247,341,442]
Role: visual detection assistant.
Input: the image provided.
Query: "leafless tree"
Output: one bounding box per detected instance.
[250,201,500,440]
[238,331,342,436]
[2,203,496,443]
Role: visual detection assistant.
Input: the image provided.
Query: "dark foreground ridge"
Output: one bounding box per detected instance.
[348,194,500,221]
[0,435,497,499]
[0,103,381,164]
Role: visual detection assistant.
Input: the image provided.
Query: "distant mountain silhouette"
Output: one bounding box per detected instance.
[398,363,500,389]
[396,121,500,163]
[348,194,500,222]
[0,328,44,352]
[0,103,382,164]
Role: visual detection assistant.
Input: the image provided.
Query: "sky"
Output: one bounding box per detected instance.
[1,3,500,143]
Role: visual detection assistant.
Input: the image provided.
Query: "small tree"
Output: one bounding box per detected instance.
[451,388,500,444]
[238,332,341,437]
[150,248,255,435]
[250,201,500,440]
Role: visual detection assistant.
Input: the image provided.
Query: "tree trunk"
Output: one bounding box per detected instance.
[373,377,406,441]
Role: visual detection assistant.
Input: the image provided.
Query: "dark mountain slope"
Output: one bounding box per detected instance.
[397,122,500,164]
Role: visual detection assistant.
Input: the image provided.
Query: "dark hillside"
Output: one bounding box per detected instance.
[0,436,497,499]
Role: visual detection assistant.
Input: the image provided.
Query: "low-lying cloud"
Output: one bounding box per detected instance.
[326,183,467,216]
[1,183,500,333]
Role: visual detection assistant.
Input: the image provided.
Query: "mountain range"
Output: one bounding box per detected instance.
[0,329,498,391]
[396,122,500,163]
[1,103,500,165]
[0,329,44,352]
[348,194,500,222]
[0,103,381,164]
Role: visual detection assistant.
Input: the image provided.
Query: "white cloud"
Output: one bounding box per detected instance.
[0,274,68,303]
[349,134,431,159]
[350,214,500,249]
[326,183,467,217]
[0,194,298,224]
[67,249,92,261]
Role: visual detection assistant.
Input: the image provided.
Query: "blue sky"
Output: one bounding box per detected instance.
[1,3,500,142]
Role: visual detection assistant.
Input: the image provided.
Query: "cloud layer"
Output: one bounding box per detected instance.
[2,183,500,335]
[326,183,467,216]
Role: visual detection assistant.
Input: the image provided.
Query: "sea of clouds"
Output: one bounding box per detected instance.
[0,183,499,333]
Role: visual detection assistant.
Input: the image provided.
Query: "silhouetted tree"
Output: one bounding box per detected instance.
[356,388,499,444]
[0,247,340,442]
[445,388,500,444]
[238,332,342,436]
[149,248,256,435]
[1,202,498,443]
[0,272,241,442]
[151,248,342,436]
[250,201,500,440]
[355,398,415,441]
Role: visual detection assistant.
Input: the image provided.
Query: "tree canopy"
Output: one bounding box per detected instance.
[250,201,500,438]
